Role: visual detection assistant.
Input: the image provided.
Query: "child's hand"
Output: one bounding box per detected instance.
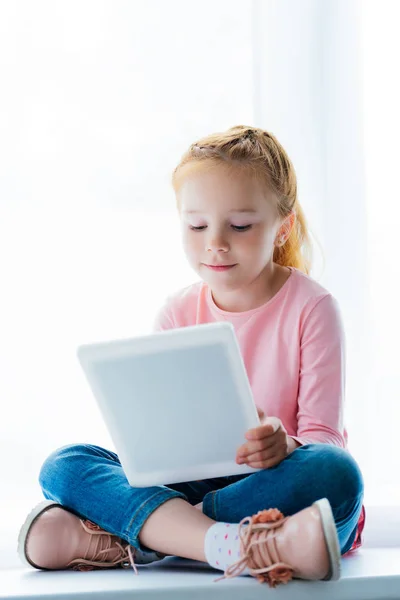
[236,408,295,469]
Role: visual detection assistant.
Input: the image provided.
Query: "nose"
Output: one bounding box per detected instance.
[206,231,230,253]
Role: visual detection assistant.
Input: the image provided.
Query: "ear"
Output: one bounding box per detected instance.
[275,211,295,246]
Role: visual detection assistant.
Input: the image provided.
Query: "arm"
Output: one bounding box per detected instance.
[291,294,347,448]
[237,294,346,469]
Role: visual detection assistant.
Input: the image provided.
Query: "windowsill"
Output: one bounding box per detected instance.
[3,549,400,600]
[3,505,400,598]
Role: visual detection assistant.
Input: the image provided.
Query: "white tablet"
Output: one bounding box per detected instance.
[77,322,261,487]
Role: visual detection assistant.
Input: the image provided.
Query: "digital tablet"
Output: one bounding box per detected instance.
[77,322,261,487]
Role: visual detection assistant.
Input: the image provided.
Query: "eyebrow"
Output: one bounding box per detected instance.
[183,209,258,214]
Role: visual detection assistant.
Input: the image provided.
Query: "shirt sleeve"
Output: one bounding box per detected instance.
[152,300,176,332]
[291,294,347,448]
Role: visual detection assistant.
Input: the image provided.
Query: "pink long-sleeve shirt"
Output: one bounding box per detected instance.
[153,266,347,448]
[152,265,365,551]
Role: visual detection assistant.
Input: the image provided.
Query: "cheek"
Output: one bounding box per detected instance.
[241,229,273,257]
[261,226,276,247]
[182,231,201,258]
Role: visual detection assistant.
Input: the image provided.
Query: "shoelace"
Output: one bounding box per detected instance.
[65,510,293,587]
[215,508,294,587]
[66,519,138,574]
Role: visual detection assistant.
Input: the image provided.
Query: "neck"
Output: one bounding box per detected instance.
[210,262,290,313]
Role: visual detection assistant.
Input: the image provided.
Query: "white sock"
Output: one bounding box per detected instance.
[204,522,249,575]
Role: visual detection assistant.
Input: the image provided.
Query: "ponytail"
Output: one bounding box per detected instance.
[273,200,312,274]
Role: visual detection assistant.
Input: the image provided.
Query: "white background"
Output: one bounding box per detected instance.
[0,0,399,568]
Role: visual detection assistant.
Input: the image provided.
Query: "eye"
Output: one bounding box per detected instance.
[231,225,252,232]
[189,224,253,232]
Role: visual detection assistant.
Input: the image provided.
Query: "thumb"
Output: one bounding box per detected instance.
[256,406,265,421]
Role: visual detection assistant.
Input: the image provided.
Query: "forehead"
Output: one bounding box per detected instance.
[178,166,274,214]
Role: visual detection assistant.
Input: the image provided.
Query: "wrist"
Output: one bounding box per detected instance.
[286,435,301,454]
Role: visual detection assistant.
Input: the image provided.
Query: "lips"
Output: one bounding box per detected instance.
[203,263,237,271]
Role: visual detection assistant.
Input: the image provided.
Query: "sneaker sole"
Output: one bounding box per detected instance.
[314,498,341,581]
[17,500,63,569]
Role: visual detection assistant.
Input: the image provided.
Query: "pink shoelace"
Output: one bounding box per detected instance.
[67,509,294,587]
[66,519,139,574]
[215,508,294,587]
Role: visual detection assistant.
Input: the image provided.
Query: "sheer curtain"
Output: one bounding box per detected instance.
[0,0,398,569]
[360,0,400,504]
[253,0,400,505]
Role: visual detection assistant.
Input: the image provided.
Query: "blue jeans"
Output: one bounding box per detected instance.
[39,443,364,557]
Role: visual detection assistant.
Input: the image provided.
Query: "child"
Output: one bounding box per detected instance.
[17,125,364,587]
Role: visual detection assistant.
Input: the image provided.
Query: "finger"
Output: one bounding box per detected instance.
[247,451,285,469]
[246,444,287,464]
[245,417,281,441]
[256,407,265,421]
[247,457,282,469]
[238,431,289,463]
[237,435,277,459]
[245,424,275,441]
[243,447,277,464]
[238,427,284,457]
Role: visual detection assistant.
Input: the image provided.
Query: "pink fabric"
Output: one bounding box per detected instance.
[153,266,347,448]
[153,266,366,550]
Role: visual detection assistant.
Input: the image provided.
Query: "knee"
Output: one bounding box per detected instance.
[38,443,90,492]
[303,444,364,505]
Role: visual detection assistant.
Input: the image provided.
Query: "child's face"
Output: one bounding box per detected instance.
[178,166,282,300]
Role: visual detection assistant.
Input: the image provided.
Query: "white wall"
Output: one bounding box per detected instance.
[252,0,400,504]
[0,0,254,568]
[1,0,399,570]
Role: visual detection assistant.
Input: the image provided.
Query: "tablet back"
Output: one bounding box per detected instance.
[77,322,260,487]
